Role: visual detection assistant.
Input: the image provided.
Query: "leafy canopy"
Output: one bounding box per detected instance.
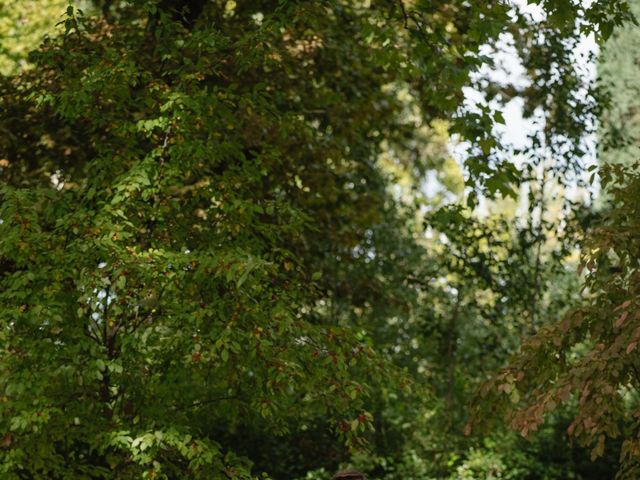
[0,0,635,478]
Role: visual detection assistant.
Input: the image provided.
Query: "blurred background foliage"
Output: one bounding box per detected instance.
[0,0,67,74]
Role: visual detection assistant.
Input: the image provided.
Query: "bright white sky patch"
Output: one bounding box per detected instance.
[450,0,600,208]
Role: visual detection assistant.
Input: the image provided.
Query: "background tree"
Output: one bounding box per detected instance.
[0,0,67,75]
[599,0,640,166]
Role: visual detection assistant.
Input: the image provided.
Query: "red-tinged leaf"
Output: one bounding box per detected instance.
[616,311,629,328]
[579,383,591,406]
[558,386,571,402]
[627,341,638,354]
[615,300,633,311]
[1,433,11,448]
[591,435,605,461]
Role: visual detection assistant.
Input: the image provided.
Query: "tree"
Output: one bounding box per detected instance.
[469,163,640,479]
[0,0,633,478]
[466,3,640,478]
[599,0,640,166]
[0,1,506,477]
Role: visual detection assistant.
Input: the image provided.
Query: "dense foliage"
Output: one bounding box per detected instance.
[0,0,638,479]
[599,0,640,166]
